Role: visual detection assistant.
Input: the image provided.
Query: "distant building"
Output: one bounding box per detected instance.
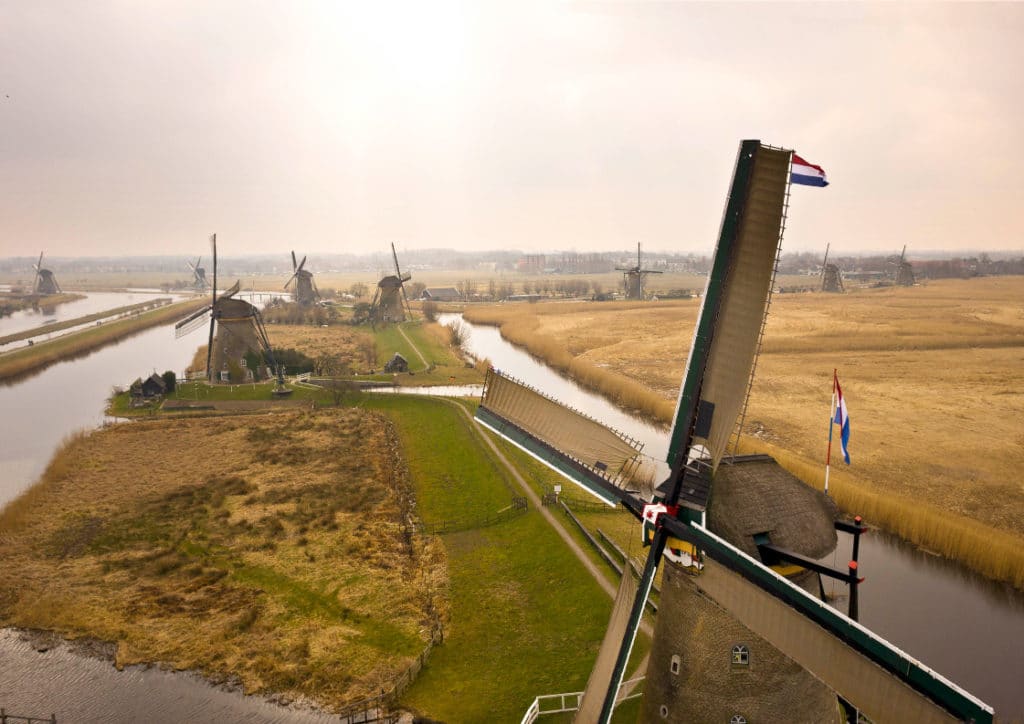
[421,286,462,302]
[516,254,545,274]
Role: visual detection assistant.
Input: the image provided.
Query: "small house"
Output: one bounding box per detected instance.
[140,373,168,398]
[384,353,409,373]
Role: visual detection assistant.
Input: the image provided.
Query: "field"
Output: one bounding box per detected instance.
[0,409,444,707]
[0,268,815,300]
[465,277,1024,588]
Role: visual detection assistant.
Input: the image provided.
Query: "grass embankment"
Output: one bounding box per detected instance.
[0,409,444,707]
[0,298,209,384]
[363,395,643,722]
[464,278,1024,589]
[0,298,173,347]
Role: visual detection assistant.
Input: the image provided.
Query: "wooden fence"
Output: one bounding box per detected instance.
[416,496,527,535]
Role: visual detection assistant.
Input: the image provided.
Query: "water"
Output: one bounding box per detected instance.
[0,630,335,724]
[443,313,1024,718]
[0,317,198,504]
[0,291,179,342]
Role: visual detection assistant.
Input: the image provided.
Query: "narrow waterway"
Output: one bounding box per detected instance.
[0,292,336,723]
[0,291,182,343]
[442,313,1024,718]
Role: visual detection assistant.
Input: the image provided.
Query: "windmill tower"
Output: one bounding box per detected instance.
[475,141,994,724]
[187,257,208,292]
[615,243,663,300]
[893,245,915,286]
[32,252,61,295]
[821,243,844,293]
[369,243,412,323]
[174,234,288,391]
[284,251,319,306]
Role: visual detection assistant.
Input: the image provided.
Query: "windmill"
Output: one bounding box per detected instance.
[615,243,663,300]
[284,251,320,306]
[174,234,288,392]
[821,243,844,292]
[187,257,208,292]
[475,141,993,724]
[893,245,915,286]
[369,243,412,324]
[32,252,61,295]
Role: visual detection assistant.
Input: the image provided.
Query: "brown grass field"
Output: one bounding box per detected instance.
[466,277,1024,588]
[0,409,445,707]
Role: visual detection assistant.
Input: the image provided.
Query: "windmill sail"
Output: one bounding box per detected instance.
[470,141,993,724]
[476,369,644,506]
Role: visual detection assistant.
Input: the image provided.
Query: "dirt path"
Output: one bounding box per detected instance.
[396,324,429,371]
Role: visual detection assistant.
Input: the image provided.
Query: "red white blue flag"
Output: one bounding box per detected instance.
[833,375,851,464]
[791,154,829,187]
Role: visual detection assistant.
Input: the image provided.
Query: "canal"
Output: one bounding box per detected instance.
[441,313,1024,718]
[0,299,1020,718]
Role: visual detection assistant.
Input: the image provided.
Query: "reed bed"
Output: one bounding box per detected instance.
[462,277,1024,588]
[0,298,208,384]
[0,409,445,708]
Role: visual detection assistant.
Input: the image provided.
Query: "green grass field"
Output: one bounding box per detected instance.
[363,395,646,722]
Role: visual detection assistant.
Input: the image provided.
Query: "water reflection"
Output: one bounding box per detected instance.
[0,630,336,724]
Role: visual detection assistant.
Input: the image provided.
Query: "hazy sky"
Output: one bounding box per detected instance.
[2,2,1022,258]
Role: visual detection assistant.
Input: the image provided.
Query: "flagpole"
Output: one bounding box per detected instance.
[824,369,836,495]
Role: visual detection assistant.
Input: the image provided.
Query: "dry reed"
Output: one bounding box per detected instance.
[461,279,1024,588]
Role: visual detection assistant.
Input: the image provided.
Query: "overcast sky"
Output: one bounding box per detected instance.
[1,1,1021,259]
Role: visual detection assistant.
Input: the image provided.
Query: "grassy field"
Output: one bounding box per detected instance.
[464,277,1024,589]
[0,409,443,707]
[362,395,645,722]
[0,298,208,384]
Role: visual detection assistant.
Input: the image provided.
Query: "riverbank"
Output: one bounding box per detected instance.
[0,292,85,317]
[0,298,208,384]
[0,409,444,709]
[463,277,1024,589]
[0,297,174,347]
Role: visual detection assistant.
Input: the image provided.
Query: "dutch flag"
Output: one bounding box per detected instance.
[834,376,851,464]
[791,154,829,187]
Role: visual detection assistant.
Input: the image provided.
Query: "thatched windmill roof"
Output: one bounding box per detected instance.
[706,454,838,560]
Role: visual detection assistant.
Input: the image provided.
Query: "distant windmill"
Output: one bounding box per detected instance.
[369,243,412,324]
[892,245,915,286]
[821,243,844,293]
[187,257,208,292]
[32,252,61,295]
[284,251,319,306]
[615,243,662,300]
[174,234,288,392]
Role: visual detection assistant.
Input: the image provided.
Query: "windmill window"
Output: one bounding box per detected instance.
[670,654,681,675]
[730,716,747,724]
[731,644,750,667]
